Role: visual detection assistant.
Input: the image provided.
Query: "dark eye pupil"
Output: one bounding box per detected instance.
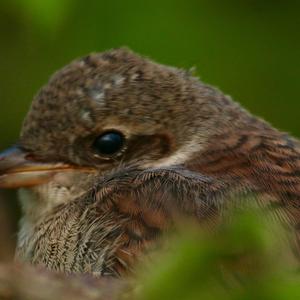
[93,132,124,155]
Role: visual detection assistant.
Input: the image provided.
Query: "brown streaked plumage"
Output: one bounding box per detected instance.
[0,48,300,276]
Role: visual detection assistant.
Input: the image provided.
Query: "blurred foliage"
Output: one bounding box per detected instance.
[134,211,300,300]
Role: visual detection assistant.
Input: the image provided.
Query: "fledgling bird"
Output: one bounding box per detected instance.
[0,48,300,277]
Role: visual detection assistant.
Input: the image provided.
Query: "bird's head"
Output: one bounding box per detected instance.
[0,48,244,218]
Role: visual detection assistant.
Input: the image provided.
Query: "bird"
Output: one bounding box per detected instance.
[0,48,300,277]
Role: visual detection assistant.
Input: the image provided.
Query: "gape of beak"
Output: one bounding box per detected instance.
[0,146,96,189]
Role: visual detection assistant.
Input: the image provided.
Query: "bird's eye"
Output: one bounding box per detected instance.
[93,131,124,156]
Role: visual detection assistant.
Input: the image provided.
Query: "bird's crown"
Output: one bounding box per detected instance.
[19,48,244,169]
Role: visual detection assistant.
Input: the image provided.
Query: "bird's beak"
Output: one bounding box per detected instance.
[0,146,96,189]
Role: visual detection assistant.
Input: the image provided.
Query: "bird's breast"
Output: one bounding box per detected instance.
[16,187,167,276]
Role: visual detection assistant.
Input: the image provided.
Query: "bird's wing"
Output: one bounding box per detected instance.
[93,166,229,225]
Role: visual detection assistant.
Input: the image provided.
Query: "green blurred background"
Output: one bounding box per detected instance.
[0,0,299,247]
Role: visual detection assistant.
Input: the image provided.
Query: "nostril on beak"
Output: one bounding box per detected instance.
[0,146,26,174]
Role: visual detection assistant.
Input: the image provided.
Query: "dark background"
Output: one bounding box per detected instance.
[0,0,299,251]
